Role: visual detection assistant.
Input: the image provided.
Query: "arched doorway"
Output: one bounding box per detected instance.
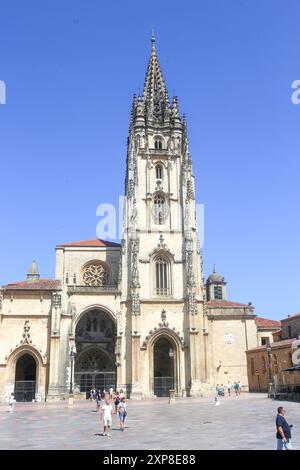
[15,354,37,402]
[75,309,116,396]
[153,337,175,397]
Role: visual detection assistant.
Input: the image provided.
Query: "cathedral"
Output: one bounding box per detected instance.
[0,35,273,402]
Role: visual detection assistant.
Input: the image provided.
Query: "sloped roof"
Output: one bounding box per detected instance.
[57,239,121,248]
[207,300,250,308]
[281,312,300,322]
[255,317,281,329]
[246,338,295,352]
[2,279,61,291]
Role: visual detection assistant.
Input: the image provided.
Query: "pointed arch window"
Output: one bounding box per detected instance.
[155,164,163,180]
[153,194,167,225]
[155,139,162,150]
[155,256,169,296]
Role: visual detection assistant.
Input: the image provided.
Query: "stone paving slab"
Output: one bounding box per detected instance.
[0,394,299,450]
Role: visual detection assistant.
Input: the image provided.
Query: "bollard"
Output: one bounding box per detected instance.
[169,389,175,404]
[68,394,74,408]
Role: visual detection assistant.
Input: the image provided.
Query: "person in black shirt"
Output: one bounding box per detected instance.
[276,406,293,450]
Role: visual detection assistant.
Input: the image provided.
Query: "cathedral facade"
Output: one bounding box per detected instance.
[0,36,269,402]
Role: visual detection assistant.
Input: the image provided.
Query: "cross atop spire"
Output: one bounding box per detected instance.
[151,29,156,50]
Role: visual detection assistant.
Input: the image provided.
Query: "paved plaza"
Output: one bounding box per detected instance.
[0,393,299,450]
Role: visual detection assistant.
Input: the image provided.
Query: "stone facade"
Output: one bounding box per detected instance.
[246,312,300,395]
[255,317,281,346]
[0,35,279,402]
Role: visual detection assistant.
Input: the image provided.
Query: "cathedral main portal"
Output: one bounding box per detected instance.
[153,337,176,397]
[74,309,116,395]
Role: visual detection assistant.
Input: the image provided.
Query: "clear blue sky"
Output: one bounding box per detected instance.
[0,0,299,320]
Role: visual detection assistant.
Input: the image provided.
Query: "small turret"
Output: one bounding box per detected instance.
[206,265,227,300]
[171,95,181,129]
[134,95,145,127]
[27,260,40,281]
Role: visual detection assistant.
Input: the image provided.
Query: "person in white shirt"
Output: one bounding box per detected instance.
[100,399,114,437]
[8,392,14,412]
[227,381,232,396]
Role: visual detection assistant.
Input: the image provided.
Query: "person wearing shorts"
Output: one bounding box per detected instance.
[101,399,113,437]
[117,397,127,431]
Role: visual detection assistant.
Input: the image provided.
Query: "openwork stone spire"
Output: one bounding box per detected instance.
[142,32,170,122]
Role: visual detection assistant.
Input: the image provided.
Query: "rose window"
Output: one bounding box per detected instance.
[82,264,109,286]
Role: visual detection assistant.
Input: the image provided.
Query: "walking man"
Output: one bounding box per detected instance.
[276,406,292,450]
[101,399,114,437]
[227,381,232,396]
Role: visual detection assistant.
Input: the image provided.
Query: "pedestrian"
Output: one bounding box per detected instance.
[237,381,242,395]
[109,386,114,399]
[276,406,293,450]
[234,382,239,396]
[227,381,232,396]
[96,389,102,412]
[119,388,125,399]
[100,399,114,437]
[214,394,220,406]
[8,392,14,412]
[89,388,93,400]
[117,397,127,431]
[114,391,120,413]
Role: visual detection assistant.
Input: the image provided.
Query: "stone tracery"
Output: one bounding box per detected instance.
[82,263,109,287]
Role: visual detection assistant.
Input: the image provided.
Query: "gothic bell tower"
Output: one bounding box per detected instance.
[118,33,207,398]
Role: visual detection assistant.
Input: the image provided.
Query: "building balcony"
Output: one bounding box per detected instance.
[139,148,179,157]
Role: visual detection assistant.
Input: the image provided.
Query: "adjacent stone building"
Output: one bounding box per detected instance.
[246,312,300,397]
[255,317,281,346]
[0,35,279,402]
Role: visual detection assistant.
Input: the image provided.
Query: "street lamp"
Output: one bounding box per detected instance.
[69,345,77,404]
[266,344,274,398]
[169,348,174,390]
[168,348,175,405]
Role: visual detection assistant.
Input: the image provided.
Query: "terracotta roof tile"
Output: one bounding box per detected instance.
[255,317,281,329]
[57,239,121,248]
[2,279,61,290]
[246,338,296,352]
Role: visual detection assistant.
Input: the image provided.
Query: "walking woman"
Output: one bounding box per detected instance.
[117,397,127,431]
